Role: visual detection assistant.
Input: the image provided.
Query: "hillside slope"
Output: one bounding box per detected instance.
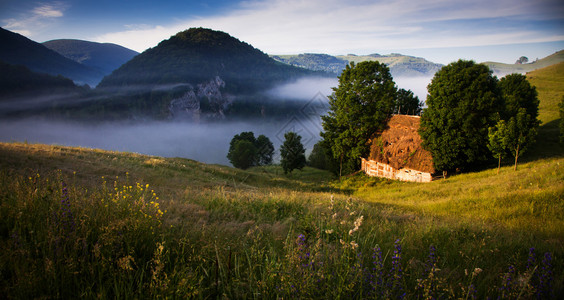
[525,61,564,157]
[0,27,102,86]
[483,49,564,76]
[43,39,138,77]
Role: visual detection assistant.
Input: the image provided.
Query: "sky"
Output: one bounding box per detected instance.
[1,0,563,64]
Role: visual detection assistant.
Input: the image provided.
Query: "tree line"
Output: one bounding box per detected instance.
[227,131,306,174]
[316,60,542,177]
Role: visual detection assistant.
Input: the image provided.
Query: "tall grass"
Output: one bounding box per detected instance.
[1,161,560,298]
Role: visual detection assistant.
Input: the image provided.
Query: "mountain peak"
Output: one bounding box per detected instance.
[99,27,316,91]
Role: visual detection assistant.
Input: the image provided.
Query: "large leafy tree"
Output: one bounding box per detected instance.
[280,132,306,174]
[321,61,397,176]
[227,131,274,169]
[228,140,257,170]
[419,60,503,173]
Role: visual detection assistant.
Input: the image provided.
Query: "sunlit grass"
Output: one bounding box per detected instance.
[1,142,562,298]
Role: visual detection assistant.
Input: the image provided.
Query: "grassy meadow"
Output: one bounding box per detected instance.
[1,63,563,298]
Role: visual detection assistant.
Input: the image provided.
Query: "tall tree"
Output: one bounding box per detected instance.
[255,134,275,165]
[419,60,503,173]
[321,61,397,176]
[498,73,540,170]
[488,120,509,174]
[280,132,306,174]
[505,109,538,170]
[395,88,423,115]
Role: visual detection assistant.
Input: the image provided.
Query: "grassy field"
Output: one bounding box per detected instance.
[0,62,562,298]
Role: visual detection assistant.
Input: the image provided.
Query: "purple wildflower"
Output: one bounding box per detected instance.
[389,239,405,299]
[499,265,515,298]
[537,252,553,299]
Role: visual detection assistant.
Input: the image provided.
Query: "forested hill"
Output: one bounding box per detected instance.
[43,39,138,77]
[0,27,102,86]
[98,28,322,92]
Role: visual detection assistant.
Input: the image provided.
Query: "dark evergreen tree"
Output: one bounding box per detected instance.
[256,134,275,165]
[280,132,306,174]
[321,61,397,176]
[395,88,423,115]
[419,60,503,173]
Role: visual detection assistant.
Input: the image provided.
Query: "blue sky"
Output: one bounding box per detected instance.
[1,0,563,64]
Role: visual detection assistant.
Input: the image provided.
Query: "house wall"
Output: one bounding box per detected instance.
[361,158,433,183]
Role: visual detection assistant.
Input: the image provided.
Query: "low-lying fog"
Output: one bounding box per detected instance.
[0,76,432,166]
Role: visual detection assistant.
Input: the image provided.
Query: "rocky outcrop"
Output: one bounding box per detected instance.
[168,76,233,121]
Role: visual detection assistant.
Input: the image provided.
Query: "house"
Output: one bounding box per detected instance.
[361,115,435,182]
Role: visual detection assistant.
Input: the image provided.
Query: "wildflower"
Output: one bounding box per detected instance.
[370,245,384,295]
[350,241,359,249]
[499,265,515,298]
[349,215,364,235]
[325,229,334,234]
[389,239,404,299]
[118,255,135,271]
[537,252,553,299]
[472,268,482,277]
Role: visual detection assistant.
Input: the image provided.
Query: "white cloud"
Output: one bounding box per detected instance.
[2,2,67,37]
[32,4,64,18]
[93,0,564,54]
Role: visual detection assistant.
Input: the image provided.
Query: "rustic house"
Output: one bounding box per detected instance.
[361,115,435,182]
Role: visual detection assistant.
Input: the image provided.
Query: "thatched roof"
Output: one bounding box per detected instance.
[368,115,435,173]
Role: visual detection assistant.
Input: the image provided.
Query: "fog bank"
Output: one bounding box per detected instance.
[0,118,325,166]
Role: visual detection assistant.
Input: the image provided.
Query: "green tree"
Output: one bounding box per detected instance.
[321,61,397,176]
[280,132,306,174]
[419,60,503,173]
[395,88,423,115]
[505,109,538,170]
[228,140,257,169]
[227,132,275,168]
[307,140,336,171]
[255,134,275,165]
[488,120,509,174]
[498,73,540,170]
[499,73,539,122]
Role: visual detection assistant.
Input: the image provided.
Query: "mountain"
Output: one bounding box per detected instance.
[98,27,320,92]
[43,39,138,76]
[271,53,443,77]
[272,54,348,74]
[0,27,102,86]
[482,50,564,77]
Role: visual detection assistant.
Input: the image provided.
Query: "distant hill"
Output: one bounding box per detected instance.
[43,39,138,77]
[483,50,564,77]
[272,54,348,74]
[98,27,320,92]
[0,27,102,86]
[271,53,443,77]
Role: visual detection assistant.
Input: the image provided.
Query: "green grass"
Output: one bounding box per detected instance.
[1,142,562,298]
